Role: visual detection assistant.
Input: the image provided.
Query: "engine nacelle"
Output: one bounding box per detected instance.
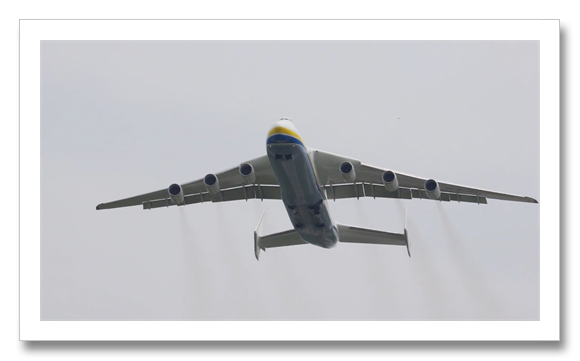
[204,173,221,195]
[425,179,441,199]
[239,163,256,184]
[167,183,185,205]
[339,161,356,183]
[382,170,399,192]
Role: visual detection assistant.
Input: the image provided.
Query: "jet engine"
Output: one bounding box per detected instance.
[204,173,221,195]
[425,179,441,199]
[339,161,356,182]
[382,170,399,192]
[239,163,256,184]
[167,183,185,205]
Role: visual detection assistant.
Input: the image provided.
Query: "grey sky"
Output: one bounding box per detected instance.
[40,41,539,320]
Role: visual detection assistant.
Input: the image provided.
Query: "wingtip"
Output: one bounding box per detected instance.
[96,204,102,210]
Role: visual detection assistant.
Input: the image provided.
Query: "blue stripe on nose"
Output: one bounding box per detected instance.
[267,133,304,146]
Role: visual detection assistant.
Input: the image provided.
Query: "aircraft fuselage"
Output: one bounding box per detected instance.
[266,120,338,248]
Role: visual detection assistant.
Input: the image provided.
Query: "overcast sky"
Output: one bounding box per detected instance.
[40,41,539,321]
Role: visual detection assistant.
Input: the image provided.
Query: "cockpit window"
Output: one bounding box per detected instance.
[280,117,292,122]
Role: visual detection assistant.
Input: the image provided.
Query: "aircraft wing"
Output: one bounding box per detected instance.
[96,155,280,210]
[311,149,538,204]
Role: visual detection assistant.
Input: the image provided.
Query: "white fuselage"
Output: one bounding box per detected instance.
[266,119,338,248]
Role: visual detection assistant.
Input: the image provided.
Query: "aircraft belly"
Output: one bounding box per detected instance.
[267,144,338,248]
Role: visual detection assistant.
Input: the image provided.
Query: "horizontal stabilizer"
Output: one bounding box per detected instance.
[337,223,410,257]
[254,212,308,260]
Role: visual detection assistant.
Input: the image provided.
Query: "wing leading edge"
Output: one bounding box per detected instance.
[97,148,537,211]
[96,155,278,210]
[311,149,537,204]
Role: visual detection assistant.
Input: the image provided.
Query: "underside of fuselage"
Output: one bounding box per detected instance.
[266,141,338,249]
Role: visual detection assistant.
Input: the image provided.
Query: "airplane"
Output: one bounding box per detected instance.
[96,118,538,260]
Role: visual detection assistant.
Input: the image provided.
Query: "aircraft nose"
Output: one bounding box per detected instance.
[270,118,286,130]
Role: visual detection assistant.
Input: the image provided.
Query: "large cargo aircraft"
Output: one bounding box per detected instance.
[97,118,538,260]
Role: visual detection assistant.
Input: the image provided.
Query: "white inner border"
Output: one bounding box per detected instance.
[20,19,559,341]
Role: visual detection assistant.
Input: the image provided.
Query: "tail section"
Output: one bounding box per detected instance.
[254,210,411,259]
[337,210,410,257]
[254,212,267,260]
[404,209,410,257]
[253,212,308,261]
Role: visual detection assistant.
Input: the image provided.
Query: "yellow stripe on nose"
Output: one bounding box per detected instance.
[267,126,304,142]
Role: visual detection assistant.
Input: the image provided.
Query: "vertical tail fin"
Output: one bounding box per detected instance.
[404,208,410,258]
[254,212,267,260]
